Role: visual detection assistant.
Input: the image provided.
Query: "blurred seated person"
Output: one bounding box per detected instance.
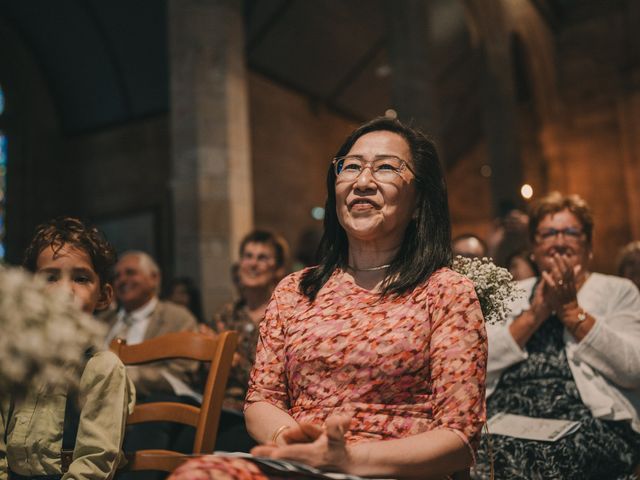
[506,249,538,281]
[206,230,289,451]
[473,192,640,479]
[617,240,640,291]
[452,233,488,259]
[170,117,486,479]
[486,204,530,267]
[1,217,134,480]
[103,251,199,465]
[164,276,204,323]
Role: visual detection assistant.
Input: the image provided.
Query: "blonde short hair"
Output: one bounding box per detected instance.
[528,192,593,244]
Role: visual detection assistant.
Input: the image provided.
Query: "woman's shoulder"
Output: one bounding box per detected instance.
[589,272,634,288]
[271,268,312,303]
[407,267,477,307]
[425,267,476,292]
[418,268,485,325]
[264,269,316,321]
[585,272,640,300]
[273,267,315,294]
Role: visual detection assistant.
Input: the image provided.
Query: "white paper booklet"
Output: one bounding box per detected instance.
[487,412,581,442]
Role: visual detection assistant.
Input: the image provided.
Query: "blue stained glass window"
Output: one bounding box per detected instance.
[0,132,5,260]
[0,134,6,165]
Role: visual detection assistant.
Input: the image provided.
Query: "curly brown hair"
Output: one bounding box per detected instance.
[23,216,117,286]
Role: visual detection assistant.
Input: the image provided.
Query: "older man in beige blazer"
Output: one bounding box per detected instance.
[104,250,199,397]
[104,251,200,475]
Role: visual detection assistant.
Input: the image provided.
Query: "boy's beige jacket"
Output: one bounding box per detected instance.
[0,350,135,480]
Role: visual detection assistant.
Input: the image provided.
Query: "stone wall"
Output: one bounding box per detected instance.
[447,142,493,241]
[543,6,640,273]
[8,0,638,284]
[60,71,357,313]
[449,1,640,274]
[248,72,357,265]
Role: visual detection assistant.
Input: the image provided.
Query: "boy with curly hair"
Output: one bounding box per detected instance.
[1,216,135,480]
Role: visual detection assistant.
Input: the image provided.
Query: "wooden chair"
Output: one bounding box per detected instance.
[110,330,238,473]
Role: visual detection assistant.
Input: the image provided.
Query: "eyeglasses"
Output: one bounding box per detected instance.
[240,251,276,265]
[535,227,584,242]
[332,155,415,182]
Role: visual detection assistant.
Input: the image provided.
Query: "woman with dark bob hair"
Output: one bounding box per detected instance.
[170,117,487,480]
[474,192,640,479]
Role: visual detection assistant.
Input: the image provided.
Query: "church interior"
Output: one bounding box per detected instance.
[0,0,639,318]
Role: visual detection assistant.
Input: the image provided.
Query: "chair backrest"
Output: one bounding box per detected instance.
[110,330,238,471]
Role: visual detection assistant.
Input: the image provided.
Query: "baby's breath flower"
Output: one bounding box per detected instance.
[0,266,106,399]
[452,255,523,324]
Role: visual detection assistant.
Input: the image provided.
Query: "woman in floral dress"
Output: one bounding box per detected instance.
[170,117,487,480]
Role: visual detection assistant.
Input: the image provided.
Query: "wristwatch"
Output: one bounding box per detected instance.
[570,309,587,335]
[576,309,587,323]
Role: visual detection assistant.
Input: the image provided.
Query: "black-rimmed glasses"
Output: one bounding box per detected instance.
[535,227,584,242]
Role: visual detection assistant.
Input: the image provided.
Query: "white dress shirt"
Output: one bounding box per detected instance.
[104,297,202,403]
[105,297,158,347]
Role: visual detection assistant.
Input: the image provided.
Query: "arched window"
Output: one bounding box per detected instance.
[0,84,6,260]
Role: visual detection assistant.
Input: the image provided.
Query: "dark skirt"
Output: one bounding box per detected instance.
[473,315,640,480]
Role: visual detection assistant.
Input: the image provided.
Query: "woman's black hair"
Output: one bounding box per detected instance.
[300,116,452,300]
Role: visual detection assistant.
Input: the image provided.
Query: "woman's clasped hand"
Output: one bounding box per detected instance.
[252,415,353,472]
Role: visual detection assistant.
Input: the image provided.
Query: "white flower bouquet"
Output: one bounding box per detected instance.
[0,266,106,398]
[452,256,522,325]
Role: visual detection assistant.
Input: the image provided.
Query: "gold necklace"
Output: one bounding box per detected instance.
[346,263,391,272]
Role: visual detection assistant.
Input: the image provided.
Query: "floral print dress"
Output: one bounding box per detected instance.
[210,300,260,412]
[170,267,487,480]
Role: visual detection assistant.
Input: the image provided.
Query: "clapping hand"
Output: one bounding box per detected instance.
[251,414,352,472]
[529,276,552,321]
[541,253,582,311]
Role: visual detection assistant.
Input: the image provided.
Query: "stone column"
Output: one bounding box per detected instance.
[387,0,444,155]
[168,0,253,318]
[464,0,524,215]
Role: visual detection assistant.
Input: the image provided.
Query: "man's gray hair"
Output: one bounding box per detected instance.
[120,250,161,293]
